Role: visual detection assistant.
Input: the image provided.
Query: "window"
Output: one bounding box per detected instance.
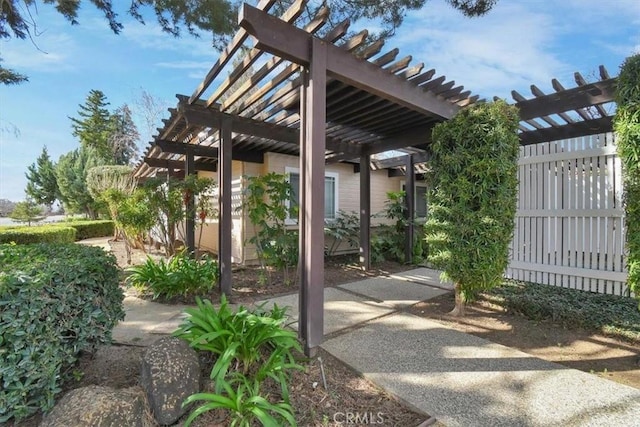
[402,182,428,218]
[286,167,338,223]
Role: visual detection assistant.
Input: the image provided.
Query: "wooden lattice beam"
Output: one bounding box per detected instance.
[239,4,459,119]
[519,116,613,146]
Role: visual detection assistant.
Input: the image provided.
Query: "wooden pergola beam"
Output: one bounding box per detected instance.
[178,97,360,155]
[189,0,277,103]
[519,116,613,146]
[373,151,430,170]
[239,4,458,120]
[143,157,218,172]
[153,140,265,164]
[179,100,299,144]
[516,79,616,120]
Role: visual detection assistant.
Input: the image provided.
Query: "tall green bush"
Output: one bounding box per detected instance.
[425,100,520,316]
[614,53,640,302]
[0,243,124,422]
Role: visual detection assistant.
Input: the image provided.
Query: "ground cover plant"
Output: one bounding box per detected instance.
[0,243,124,423]
[174,296,302,426]
[484,281,640,342]
[126,251,219,299]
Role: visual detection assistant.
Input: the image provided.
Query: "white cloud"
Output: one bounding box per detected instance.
[391,2,568,99]
[0,33,77,72]
[121,21,220,59]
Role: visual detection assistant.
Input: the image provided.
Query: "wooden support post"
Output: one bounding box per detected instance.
[299,37,327,357]
[359,154,371,271]
[404,154,415,264]
[185,153,196,256]
[298,68,308,343]
[219,118,233,297]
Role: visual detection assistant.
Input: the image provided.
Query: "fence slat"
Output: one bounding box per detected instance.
[508,133,628,296]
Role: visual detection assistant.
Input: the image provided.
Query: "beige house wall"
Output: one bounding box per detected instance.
[196,153,405,264]
[196,162,246,263]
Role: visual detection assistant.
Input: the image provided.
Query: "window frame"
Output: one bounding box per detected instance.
[401,180,428,219]
[285,166,339,225]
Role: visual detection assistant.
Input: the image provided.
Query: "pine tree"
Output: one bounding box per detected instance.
[109,104,140,165]
[70,90,114,163]
[56,147,103,218]
[25,146,59,207]
[9,198,44,226]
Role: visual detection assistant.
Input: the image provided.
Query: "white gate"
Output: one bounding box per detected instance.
[506,132,630,296]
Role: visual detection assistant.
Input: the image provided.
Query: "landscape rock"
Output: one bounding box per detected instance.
[40,385,149,427]
[140,336,200,425]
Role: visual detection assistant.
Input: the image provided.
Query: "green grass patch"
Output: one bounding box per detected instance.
[484,280,640,343]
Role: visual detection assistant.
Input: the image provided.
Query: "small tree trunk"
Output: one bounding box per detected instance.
[124,239,132,265]
[449,282,466,317]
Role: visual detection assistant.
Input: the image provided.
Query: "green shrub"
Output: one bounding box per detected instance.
[174,296,301,427]
[57,220,114,240]
[484,281,640,342]
[324,210,360,256]
[371,191,408,263]
[0,225,76,244]
[614,53,640,302]
[126,251,219,299]
[426,100,520,315]
[0,243,125,422]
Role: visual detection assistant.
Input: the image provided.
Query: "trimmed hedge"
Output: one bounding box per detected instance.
[0,225,76,244]
[57,220,114,240]
[484,281,640,342]
[0,220,114,244]
[0,243,125,422]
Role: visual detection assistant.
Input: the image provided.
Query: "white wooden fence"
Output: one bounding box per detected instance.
[506,132,631,296]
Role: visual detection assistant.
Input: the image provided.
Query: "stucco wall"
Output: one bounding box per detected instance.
[196,153,405,264]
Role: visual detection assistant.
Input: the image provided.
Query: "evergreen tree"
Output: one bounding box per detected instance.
[109,104,140,165]
[9,199,44,226]
[25,146,59,208]
[69,90,114,163]
[56,147,103,218]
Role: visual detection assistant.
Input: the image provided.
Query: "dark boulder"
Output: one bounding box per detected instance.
[140,336,200,425]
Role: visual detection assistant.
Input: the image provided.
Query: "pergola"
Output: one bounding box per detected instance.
[134,1,617,355]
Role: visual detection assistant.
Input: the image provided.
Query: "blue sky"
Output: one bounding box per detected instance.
[0,0,638,202]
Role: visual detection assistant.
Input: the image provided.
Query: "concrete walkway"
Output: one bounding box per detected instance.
[113,267,640,426]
